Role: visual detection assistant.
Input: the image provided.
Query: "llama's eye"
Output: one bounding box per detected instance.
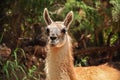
[46,28,50,35]
[61,28,66,33]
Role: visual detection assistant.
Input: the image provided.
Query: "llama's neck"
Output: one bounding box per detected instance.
[45,34,77,80]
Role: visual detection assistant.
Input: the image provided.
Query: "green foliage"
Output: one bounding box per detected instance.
[64,0,99,32]
[104,28,118,45]
[80,56,89,66]
[1,48,42,80]
[28,66,37,78]
[110,0,120,32]
[23,65,41,80]
[0,32,4,43]
[75,56,89,67]
[2,48,26,80]
[14,0,50,23]
[111,34,118,44]
[110,0,120,22]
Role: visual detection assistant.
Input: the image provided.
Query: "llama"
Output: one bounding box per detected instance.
[43,8,120,80]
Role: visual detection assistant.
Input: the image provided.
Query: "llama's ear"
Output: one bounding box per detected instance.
[43,8,53,25]
[63,11,74,29]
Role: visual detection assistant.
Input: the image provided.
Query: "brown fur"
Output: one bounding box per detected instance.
[76,64,120,80]
[43,8,120,80]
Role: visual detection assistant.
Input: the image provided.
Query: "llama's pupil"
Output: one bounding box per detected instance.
[61,28,66,33]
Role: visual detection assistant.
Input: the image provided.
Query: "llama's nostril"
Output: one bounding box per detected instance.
[50,36,57,40]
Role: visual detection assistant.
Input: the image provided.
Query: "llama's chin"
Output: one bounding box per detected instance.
[49,43,56,47]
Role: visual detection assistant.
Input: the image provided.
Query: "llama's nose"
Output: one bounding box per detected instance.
[50,36,57,40]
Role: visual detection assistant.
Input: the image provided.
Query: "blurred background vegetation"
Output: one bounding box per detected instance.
[0,0,120,80]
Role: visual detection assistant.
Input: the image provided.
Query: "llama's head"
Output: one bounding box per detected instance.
[43,8,73,48]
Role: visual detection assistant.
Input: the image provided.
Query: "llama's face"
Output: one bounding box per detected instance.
[43,8,73,47]
[46,22,66,47]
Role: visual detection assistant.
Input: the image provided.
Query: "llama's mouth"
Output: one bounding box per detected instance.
[49,40,59,47]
